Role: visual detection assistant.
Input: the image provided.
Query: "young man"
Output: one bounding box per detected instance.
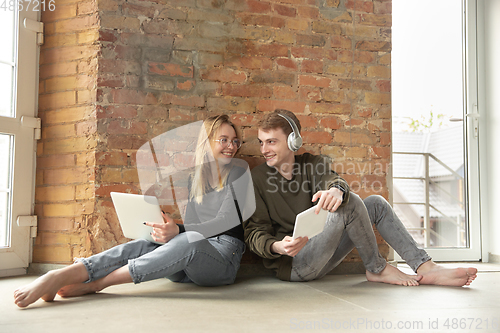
[243,109,477,286]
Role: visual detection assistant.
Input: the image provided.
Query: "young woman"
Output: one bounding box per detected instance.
[14,115,249,308]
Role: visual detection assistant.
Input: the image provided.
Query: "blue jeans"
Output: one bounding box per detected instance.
[290,194,431,282]
[76,232,246,287]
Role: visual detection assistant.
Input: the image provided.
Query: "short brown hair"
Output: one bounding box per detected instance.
[257,109,301,136]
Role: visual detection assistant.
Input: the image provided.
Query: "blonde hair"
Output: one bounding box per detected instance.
[189,115,241,204]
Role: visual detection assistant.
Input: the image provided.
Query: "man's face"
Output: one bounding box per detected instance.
[258,127,294,169]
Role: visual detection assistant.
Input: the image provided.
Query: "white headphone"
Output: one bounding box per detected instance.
[278,113,303,152]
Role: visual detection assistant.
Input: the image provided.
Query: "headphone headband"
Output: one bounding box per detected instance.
[277,113,303,152]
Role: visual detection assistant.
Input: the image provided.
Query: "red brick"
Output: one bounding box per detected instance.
[354,51,376,63]
[345,118,365,127]
[201,68,247,82]
[248,43,289,57]
[250,71,294,85]
[246,0,272,13]
[310,103,350,114]
[334,131,374,145]
[99,59,141,75]
[376,80,391,92]
[322,90,344,103]
[301,60,323,73]
[141,105,169,118]
[320,117,342,130]
[382,120,391,131]
[276,58,298,71]
[230,114,258,127]
[169,108,197,122]
[273,86,296,99]
[238,14,286,28]
[346,0,374,13]
[380,132,391,145]
[107,135,146,150]
[96,151,128,166]
[160,93,206,107]
[97,105,137,119]
[107,120,148,135]
[365,92,391,105]
[99,30,118,42]
[98,75,125,88]
[286,18,309,31]
[357,14,392,27]
[331,36,352,49]
[226,56,273,70]
[176,80,196,91]
[296,34,326,47]
[122,2,156,17]
[355,105,373,118]
[111,89,147,105]
[148,62,194,78]
[338,79,372,90]
[338,50,354,63]
[302,131,332,144]
[292,47,327,60]
[374,1,392,14]
[299,87,321,101]
[298,75,331,88]
[257,100,306,113]
[274,4,297,17]
[222,84,273,98]
[297,6,319,18]
[296,114,317,128]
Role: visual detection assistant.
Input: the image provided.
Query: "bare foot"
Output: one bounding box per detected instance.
[366,263,422,286]
[14,271,62,308]
[417,261,477,287]
[58,282,100,298]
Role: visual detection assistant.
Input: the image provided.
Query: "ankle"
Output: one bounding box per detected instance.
[417,260,437,274]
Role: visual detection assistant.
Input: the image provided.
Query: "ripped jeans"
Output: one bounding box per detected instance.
[76,232,245,287]
[290,194,431,282]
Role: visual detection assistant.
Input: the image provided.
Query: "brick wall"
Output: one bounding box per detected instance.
[34,0,392,264]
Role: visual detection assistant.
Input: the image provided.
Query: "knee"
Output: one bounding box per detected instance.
[363,195,388,209]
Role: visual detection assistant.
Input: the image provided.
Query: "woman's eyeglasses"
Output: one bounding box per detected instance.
[214,138,242,149]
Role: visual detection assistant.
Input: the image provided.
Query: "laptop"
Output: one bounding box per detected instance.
[292,205,329,239]
[110,192,165,244]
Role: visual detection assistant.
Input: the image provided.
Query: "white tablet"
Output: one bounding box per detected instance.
[292,205,329,239]
[111,192,165,244]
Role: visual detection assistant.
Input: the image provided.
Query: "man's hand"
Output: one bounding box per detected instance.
[271,236,308,257]
[144,211,179,243]
[312,187,343,214]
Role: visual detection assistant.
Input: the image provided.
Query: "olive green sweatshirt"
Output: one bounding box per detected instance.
[243,153,350,281]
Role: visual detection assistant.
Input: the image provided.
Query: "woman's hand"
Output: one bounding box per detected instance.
[144,211,179,243]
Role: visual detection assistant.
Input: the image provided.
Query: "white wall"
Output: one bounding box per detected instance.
[478,0,500,262]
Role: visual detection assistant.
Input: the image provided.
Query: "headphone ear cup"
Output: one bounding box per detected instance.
[287,132,295,151]
[287,132,302,152]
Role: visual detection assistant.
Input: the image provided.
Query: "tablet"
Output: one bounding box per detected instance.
[110,192,165,244]
[292,205,329,239]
